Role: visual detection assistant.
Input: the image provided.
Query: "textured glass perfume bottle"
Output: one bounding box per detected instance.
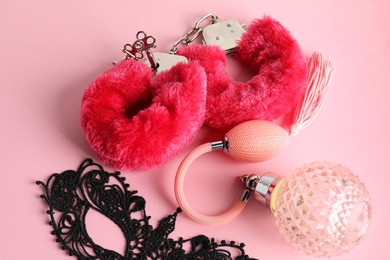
[242,162,371,257]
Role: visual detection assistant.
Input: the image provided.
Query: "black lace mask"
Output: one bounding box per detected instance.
[37,159,257,259]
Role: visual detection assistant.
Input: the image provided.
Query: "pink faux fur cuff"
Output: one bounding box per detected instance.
[81,59,207,171]
[178,16,307,131]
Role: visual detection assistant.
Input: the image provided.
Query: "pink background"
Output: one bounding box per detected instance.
[1,0,389,259]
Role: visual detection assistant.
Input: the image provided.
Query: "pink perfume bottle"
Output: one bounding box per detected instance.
[242,162,372,257]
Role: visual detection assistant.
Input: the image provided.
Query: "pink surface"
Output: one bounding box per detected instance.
[1,0,389,259]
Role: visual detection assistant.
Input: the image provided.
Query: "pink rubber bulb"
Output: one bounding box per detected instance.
[174,120,290,225]
[271,162,372,257]
[224,120,290,162]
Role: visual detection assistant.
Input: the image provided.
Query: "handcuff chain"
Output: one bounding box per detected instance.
[170,13,218,54]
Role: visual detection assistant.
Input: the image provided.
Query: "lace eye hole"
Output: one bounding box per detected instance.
[85,209,126,256]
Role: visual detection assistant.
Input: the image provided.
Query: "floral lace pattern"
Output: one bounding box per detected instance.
[37,159,256,260]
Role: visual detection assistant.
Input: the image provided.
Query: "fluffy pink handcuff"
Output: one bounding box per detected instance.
[81,15,334,172]
[81,32,207,170]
